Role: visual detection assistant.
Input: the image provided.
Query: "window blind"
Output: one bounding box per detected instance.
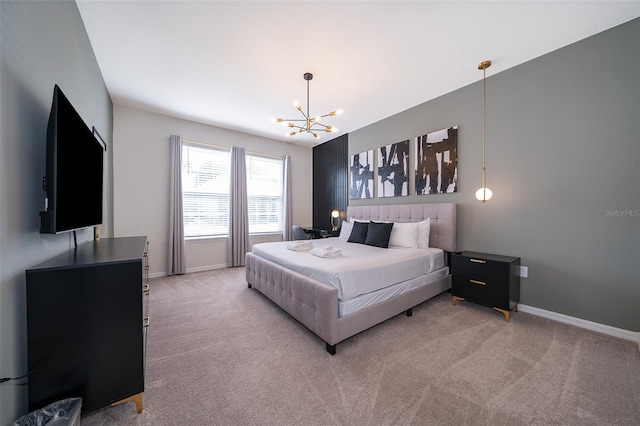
[246,154,284,234]
[182,144,229,238]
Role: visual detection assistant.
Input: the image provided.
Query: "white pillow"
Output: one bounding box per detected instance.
[338,220,353,240]
[388,222,419,248]
[417,218,431,249]
[349,217,368,223]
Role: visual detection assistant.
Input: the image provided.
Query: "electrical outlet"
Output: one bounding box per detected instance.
[518,265,528,278]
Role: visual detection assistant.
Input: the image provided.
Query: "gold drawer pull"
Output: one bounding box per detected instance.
[470,259,486,264]
[470,279,486,286]
[143,317,150,328]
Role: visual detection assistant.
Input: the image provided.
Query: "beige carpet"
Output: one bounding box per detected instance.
[82,267,640,425]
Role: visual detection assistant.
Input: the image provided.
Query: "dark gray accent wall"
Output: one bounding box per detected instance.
[349,19,639,331]
[0,1,112,423]
[313,134,348,230]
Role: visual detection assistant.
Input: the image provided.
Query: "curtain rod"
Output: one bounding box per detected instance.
[180,137,285,160]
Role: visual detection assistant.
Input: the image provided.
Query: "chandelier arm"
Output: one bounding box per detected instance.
[296,107,309,120]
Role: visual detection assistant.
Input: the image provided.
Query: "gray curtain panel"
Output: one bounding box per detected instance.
[283,155,293,241]
[168,135,186,275]
[228,146,250,267]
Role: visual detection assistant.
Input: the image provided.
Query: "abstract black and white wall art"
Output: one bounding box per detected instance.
[377,140,409,197]
[415,126,458,195]
[350,150,374,199]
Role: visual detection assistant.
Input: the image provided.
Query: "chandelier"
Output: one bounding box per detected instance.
[273,72,342,139]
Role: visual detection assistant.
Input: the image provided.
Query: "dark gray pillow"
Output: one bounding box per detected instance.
[365,221,394,248]
[347,221,369,244]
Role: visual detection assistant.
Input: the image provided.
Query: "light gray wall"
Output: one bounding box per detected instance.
[0,1,113,424]
[349,19,639,331]
[112,105,313,275]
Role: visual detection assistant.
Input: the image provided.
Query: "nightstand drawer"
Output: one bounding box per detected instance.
[452,251,520,285]
[452,275,509,310]
[452,256,510,285]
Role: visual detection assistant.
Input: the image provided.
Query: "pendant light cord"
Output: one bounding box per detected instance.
[481,65,487,192]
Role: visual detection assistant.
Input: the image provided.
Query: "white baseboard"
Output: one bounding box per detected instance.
[518,304,639,344]
[149,263,229,279]
[185,263,229,274]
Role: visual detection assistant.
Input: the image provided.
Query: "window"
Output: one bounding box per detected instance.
[246,154,284,234]
[181,142,284,238]
[182,144,229,238]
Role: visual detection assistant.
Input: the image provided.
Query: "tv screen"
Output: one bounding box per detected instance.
[40,85,104,234]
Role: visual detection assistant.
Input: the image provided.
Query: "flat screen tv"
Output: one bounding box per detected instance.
[40,85,104,234]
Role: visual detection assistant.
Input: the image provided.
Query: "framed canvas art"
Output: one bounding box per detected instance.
[377,140,409,197]
[350,150,374,199]
[415,126,458,195]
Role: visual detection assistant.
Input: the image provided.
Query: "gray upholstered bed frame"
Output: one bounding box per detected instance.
[245,203,456,355]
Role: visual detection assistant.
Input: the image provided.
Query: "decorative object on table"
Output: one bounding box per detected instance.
[330,209,341,231]
[350,150,373,199]
[272,72,342,139]
[415,126,458,195]
[476,60,493,202]
[377,139,409,197]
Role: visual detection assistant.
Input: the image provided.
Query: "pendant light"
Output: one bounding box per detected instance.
[475,60,493,202]
[272,73,342,139]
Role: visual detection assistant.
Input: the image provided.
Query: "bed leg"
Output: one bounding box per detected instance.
[406,308,413,317]
[247,283,252,288]
[326,343,336,355]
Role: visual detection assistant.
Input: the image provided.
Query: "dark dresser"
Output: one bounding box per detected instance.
[25,236,149,414]
[451,251,520,322]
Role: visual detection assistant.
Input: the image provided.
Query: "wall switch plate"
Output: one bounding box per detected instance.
[518,265,528,278]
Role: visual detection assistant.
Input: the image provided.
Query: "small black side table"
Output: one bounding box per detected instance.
[451,251,520,322]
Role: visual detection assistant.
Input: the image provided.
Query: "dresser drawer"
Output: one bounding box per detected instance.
[452,252,519,286]
[452,275,509,310]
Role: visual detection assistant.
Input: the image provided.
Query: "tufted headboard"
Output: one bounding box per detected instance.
[346,203,457,252]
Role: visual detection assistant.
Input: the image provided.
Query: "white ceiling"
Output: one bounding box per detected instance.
[76,1,639,146]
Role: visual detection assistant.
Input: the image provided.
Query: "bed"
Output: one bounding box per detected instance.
[245,203,456,354]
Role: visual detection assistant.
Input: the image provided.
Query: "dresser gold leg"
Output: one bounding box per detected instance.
[452,295,465,305]
[514,305,518,312]
[111,392,143,413]
[493,307,510,322]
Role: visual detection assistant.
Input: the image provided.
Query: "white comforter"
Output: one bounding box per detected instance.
[251,238,444,302]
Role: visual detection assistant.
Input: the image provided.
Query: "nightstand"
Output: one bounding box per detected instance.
[451,251,520,322]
